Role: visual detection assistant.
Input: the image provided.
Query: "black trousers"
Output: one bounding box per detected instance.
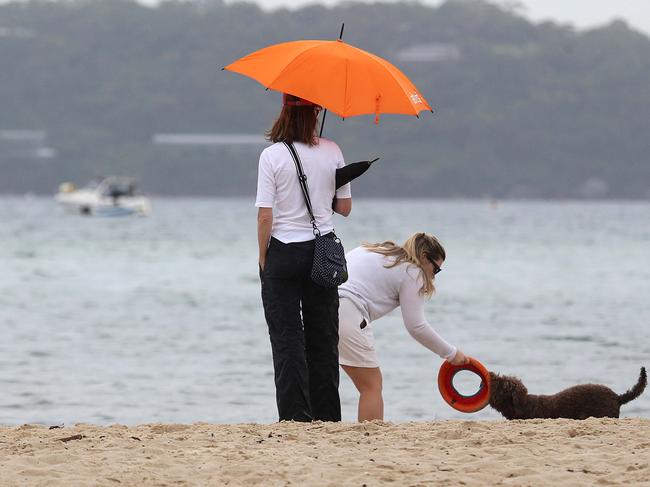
[260,236,341,422]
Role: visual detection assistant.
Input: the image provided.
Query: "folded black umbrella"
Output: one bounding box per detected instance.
[335,158,379,189]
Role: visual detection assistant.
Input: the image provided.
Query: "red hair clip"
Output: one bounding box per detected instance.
[283,93,317,107]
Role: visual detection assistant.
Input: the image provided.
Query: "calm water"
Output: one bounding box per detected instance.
[0,197,648,425]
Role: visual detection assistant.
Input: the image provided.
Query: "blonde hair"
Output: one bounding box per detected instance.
[363,232,446,296]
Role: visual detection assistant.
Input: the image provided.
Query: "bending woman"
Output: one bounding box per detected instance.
[256,94,352,422]
[338,232,468,421]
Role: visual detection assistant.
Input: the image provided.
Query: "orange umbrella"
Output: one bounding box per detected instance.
[223,39,432,124]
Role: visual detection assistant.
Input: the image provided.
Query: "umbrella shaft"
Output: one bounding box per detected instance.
[319,22,343,138]
[319,109,328,137]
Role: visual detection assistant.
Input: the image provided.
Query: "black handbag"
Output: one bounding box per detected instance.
[284,142,348,288]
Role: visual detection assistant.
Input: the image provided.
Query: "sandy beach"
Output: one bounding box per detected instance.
[1,418,648,486]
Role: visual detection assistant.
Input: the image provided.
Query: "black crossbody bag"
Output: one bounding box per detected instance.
[284,142,348,288]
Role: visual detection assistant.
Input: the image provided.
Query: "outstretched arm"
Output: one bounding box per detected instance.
[398,275,458,360]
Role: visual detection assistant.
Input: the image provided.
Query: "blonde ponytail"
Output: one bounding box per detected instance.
[363,232,446,296]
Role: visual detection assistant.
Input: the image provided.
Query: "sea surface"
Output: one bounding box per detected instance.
[1,197,648,425]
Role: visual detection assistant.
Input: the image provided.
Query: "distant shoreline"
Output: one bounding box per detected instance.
[4,194,650,203]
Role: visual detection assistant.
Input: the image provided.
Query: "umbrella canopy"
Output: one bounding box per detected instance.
[336,158,379,189]
[224,39,432,122]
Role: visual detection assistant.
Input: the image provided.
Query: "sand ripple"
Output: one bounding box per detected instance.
[1,418,649,486]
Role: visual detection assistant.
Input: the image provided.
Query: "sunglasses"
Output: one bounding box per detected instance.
[429,257,442,275]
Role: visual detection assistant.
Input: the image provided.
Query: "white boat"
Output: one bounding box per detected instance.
[55,177,152,217]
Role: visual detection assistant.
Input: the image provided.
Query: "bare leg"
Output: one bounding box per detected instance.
[341,365,383,422]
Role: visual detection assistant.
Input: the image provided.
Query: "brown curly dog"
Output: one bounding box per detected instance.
[489,367,646,420]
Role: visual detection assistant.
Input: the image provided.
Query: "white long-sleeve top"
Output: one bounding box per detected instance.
[339,246,456,360]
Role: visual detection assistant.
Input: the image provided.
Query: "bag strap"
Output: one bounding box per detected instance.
[284,142,321,236]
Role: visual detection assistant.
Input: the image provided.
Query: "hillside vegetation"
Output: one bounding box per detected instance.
[1,0,649,198]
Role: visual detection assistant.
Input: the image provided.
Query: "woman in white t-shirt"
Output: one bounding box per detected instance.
[256,93,352,422]
[338,232,469,421]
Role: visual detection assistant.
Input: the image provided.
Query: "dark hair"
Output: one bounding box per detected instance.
[266,95,319,146]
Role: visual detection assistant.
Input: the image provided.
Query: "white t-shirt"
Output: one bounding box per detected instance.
[255,138,351,243]
[339,246,456,360]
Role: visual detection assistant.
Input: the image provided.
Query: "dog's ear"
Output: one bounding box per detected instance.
[511,382,528,419]
[512,393,523,418]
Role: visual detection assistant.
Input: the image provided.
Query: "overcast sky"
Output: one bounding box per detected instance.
[216,0,650,35]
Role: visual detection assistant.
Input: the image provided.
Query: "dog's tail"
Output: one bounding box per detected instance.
[618,367,647,405]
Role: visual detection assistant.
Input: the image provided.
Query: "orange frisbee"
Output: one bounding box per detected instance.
[438,357,491,413]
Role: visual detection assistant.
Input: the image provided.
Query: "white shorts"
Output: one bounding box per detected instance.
[338,297,379,368]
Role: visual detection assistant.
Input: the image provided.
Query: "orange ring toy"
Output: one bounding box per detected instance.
[438,357,491,413]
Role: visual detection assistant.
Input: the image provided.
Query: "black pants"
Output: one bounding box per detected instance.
[260,236,341,422]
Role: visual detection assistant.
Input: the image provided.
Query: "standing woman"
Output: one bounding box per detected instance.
[338,232,469,421]
[256,93,352,422]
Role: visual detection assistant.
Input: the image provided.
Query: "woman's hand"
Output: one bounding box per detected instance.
[333,197,352,217]
[448,349,470,366]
